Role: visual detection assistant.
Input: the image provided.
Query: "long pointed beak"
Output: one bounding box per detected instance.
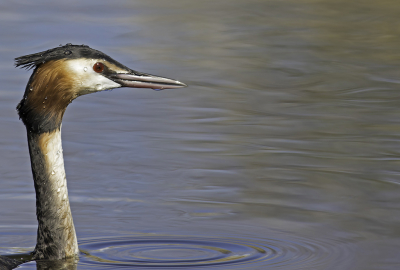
[108,71,187,90]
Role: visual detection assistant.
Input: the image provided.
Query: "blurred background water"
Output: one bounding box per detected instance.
[0,0,400,269]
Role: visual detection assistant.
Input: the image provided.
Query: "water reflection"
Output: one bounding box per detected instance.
[17,257,78,270]
[35,257,78,270]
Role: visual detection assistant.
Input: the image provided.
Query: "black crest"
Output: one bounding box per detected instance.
[15,43,117,70]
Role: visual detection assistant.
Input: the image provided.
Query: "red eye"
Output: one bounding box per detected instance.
[93,62,104,73]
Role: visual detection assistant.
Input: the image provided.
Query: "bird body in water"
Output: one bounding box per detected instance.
[0,44,186,268]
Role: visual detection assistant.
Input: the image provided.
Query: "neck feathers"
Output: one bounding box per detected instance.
[19,59,79,259]
[28,129,78,259]
[17,60,76,134]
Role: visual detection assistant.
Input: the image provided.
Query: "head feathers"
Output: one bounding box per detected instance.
[14,44,112,70]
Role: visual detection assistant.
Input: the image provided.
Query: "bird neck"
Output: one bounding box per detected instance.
[27,127,79,260]
[17,60,77,134]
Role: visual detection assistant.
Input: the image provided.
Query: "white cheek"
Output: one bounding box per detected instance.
[66,59,121,92]
[83,72,121,92]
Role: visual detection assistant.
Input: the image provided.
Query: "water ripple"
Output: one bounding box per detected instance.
[79,234,353,269]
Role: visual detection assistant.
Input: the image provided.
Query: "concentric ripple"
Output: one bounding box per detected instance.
[79,234,354,269]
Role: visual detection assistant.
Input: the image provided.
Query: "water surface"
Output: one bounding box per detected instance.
[1,0,400,269]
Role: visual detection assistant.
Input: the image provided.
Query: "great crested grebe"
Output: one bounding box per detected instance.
[0,44,186,268]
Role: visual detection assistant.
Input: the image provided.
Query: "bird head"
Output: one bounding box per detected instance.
[15,44,186,133]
